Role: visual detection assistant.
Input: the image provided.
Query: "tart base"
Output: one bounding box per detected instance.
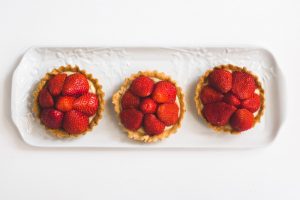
[112,71,185,143]
[32,65,105,138]
[194,64,265,134]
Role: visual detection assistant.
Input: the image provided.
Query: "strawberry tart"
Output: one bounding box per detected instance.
[112,71,185,142]
[33,65,105,138]
[194,64,265,133]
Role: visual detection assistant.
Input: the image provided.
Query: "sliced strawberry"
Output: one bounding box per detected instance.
[73,93,99,116]
[151,81,177,103]
[208,69,232,93]
[230,109,254,132]
[232,71,256,100]
[139,98,157,114]
[143,114,165,135]
[38,87,54,108]
[48,73,67,96]
[63,110,89,134]
[121,91,140,109]
[223,92,241,107]
[120,108,143,131]
[40,108,63,129]
[200,85,224,104]
[157,103,179,126]
[62,73,89,96]
[130,76,154,97]
[202,102,237,126]
[241,93,261,113]
[55,96,75,112]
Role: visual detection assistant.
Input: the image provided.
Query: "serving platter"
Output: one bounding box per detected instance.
[11,47,285,148]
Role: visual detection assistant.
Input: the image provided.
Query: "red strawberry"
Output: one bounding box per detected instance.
[200,85,224,104]
[73,93,99,116]
[151,81,177,103]
[157,103,179,126]
[48,73,67,96]
[63,110,89,134]
[223,92,241,107]
[55,96,75,112]
[230,109,254,132]
[38,87,54,108]
[40,108,63,129]
[232,71,256,100]
[120,108,143,131]
[241,93,261,113]
[130,76,154,97]
[121,91,140,109]
[139,98,157,114]
[62,73,89,96]
[143,114,165,135]
[208,69,232,93]
[202,102,236,126]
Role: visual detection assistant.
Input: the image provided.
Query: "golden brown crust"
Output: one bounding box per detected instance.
[112,71,185,143]
[32,65,105,138]
[194,64,265,134]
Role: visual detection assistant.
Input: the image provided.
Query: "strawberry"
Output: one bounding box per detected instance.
[62,73,89,96]
[151,81,177,103]
[230,109,254,132]
[48,73,67,96]
[208,69,232,93]
[241,93,261,113]
[55,96,75,112]
[143,114,165,135]
[73,93,99,116]
[139,98,157,114]
[202,102,236,126]
[130,76,154,97]
[223,92,241,107]
[63,110,89,134]
[157,103,179,126]
[120,108,143,131]
[121,91,140,109]
[40,108,63,129]
[232,71,256,100]
[200,85,224,104]
[38,87,54,108]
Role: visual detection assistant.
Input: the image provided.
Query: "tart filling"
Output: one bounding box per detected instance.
[112,71,185,143]
[194,64,265,134]
[32,65,105,138]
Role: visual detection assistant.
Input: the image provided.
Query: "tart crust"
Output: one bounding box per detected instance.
[112,71,185,143]
[194,64,265,134]
[32,65,105,138]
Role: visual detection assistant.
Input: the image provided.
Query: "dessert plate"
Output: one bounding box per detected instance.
[11,47,285,148]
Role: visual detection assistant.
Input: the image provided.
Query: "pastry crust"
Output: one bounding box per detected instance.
[112,71,185,143]
[194,64,265,134]
[32,65,105,138]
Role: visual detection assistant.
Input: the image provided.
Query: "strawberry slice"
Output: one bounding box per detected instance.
[73,93,99,116]
[62,73,89,96]
[38,87,54,108]
[232,71,256,100]
[139,98,157,114]
[241,93,261,113]
[157,103,179,126]
[223,92,241,107]
[202,102,236,126]
[56,96,75,112]
[121,91,140,109]
[130,76,154,97]
[200,85,224,104]
[63,110,89,134]
[120,108,143,131]
[48,73,67,96]
[230,109,254,132]
[40,108,63,129]
[151,81,177,103]
[143,114,165,135]
[208,69,232,93]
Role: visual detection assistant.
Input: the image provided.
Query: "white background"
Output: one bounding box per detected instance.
[0,0,299,199]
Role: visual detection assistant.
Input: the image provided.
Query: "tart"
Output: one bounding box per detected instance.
[112,71,185,143]
[33,65,105,138]
[194,64,265,134]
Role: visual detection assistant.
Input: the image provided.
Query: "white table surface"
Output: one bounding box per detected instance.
[0,0,299,199]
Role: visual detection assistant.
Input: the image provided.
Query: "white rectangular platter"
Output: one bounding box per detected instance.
[11,47,285,148]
